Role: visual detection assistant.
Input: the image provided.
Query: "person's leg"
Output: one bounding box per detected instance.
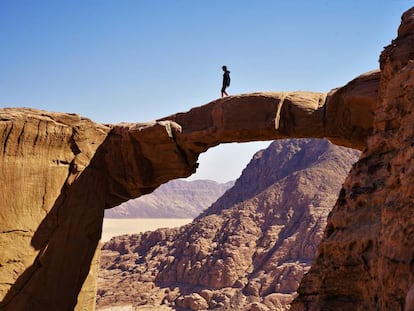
[221,86,228,97]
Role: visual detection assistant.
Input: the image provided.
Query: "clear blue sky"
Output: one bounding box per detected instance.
[0,1,411,182]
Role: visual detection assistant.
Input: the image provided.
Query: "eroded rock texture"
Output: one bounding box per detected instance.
[0,110,110,311]
[97,139,360,310]
[291,7,414,311]
[0,53,378,310]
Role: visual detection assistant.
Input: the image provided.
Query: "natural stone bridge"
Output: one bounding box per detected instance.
[0,70,378,310]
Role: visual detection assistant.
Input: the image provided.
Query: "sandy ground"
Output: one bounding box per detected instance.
[101,218,193,242]
[99,305,173,311]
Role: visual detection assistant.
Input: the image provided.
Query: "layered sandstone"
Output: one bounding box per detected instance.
[291,7,414,311]
[97,139,360,310]
[0,37,380,311]
[0,110,110,311]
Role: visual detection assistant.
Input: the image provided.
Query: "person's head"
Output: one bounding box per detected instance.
[222,65,227,72]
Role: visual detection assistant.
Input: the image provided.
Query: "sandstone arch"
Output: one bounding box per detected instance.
[0,70,378,310]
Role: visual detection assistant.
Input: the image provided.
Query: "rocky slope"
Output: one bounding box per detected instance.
[291,6,414,311]
[96,139,360,310]
[105,179,234,219]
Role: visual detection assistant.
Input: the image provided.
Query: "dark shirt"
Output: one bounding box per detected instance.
[222,70,230,88]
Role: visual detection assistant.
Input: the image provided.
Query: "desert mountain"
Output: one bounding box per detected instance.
[105,179,234,219]
[97,139,360,310]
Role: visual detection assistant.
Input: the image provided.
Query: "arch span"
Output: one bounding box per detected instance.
[161,70,379,155]
[0,69,378,310]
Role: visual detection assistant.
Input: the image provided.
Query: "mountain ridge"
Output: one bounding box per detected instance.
[105,179,234,219]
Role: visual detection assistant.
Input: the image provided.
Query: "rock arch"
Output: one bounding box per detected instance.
[0,70,378,310]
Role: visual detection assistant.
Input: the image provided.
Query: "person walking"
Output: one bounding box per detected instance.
[221,65,231,98]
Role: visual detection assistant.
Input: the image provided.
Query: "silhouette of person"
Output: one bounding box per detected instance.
[221,65,231,98]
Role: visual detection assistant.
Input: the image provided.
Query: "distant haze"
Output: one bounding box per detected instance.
[106,179,234,218]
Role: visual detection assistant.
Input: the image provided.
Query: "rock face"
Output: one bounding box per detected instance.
[0,110,110,311]
[0,73,377,311]
[291,7,414,311]
[96,139,360,310]
[105,179,234,219]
